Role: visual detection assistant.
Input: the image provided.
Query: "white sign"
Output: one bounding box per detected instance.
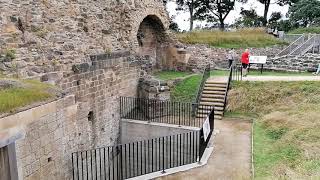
[249,56,267,64]
[202,116,210,142]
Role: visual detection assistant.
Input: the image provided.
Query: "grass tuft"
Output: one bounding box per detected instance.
[153,71,191,80]
[0,79,56,114]
[176,28,287,48]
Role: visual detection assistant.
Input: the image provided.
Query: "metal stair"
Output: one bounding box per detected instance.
[196,80,228,120]
[277,35,307,56]
[290,35,320,56]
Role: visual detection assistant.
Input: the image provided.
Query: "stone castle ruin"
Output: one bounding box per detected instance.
[0,0,193,179]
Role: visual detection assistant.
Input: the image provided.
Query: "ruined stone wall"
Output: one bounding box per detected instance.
[254,54,320,71]
[184,44,284,70]
[0,0,169,77]
[9,52,140,180]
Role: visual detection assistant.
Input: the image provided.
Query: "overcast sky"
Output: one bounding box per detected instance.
[166,0,289,30]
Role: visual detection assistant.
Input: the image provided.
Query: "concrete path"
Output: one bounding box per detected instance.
[157,119,252,180]
[242,76,320,81]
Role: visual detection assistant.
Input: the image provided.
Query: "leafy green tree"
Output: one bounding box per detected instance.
[176,0,201,31]
[234,8,264,27]
[288,0,320,27]
[196,0,239,30]
[268,12,282,29]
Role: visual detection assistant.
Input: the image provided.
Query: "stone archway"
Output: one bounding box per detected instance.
[136,15,168,69]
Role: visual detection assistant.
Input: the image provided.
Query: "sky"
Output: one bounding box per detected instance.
[166,0,289,30]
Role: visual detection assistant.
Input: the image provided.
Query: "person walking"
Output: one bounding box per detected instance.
[226,49,236,68]
[241,49,250,77]
[313,64,320,75]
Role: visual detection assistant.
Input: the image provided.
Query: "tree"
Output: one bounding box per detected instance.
[176,0,201,31]
[268,12,282,29]
[277,0,299,6]
[196,0,237,30]
[257,0,272,26]
[234,8,264,27]
[169,21,180,32]
[288,0,320,27]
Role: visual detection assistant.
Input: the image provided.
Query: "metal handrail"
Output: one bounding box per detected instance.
[223,65,233,114]
[277,34,306,56]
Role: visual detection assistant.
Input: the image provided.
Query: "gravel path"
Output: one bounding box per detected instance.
[157,119,252,180]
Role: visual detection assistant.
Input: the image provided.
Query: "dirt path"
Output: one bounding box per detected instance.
[157,119,252,180]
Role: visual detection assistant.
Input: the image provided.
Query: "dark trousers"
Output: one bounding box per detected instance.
[228,59,233,68]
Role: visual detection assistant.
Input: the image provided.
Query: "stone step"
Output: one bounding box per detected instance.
[215,115,223,120]
[200,101,224,107]
[204,83,227,88]
[198,106,224,111]
[202,90,225,95]
[197,110,223,116]
[201,98,225,103]
[206,81,227,85]
[201,94,225,99]
[203,87,226,91]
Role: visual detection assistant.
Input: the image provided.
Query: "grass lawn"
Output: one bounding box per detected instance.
[170,75,201,102]
[176,28,287,48]
[247,70,313,76]
[288,27,320,34]
[212,69,313,76]
[153,70,191,80]
[227,81,320,179]
[0,79,56,114]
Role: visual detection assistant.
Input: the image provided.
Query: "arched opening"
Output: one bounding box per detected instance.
[137,15,167,69]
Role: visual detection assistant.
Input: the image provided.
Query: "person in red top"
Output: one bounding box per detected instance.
[241,49,250,77]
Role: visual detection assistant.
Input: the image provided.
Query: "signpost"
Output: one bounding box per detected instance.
[203,116,210,142]
[249,56,267,74]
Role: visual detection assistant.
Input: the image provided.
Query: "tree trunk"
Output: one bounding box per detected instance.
[189,5,194,31]
[219,18,225,31]
[263,0,270,26]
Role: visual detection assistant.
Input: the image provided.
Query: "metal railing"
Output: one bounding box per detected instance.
[290,35,320,55]
[72,98,216,180]
[120,97,214,127]
[277,34,307,56]
[280,34,304,43]
[194,64,210,105]
[71,131,200,180]
[231,63,242,81]
[223,65,233,114]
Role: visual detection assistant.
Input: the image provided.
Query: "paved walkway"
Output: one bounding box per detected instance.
[157,119,252,180]
[242,76,320,81]
[208,75,320,82]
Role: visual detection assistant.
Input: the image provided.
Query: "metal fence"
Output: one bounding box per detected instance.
[120,97,214,127]
[72,106,215,180]
[231,63,242,81]
[72,131,201,180]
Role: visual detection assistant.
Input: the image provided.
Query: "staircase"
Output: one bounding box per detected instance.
[196,80,228,120]
[277,34,307,56]
[289,35,320,56]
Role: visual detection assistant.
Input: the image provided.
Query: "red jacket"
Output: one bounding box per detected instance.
[241,52,249,64]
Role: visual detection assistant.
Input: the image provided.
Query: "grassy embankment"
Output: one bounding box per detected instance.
[176,28,287,48]
[288,27,320,34]
[227,81,320,179]
[153,70,313,102]
[0,79,56,114]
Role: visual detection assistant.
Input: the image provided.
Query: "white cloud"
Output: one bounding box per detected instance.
[166,0,289,31]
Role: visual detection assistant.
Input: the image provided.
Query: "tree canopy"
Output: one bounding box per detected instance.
[288,0,320,27]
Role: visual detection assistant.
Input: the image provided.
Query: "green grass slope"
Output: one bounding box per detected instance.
[228,81,320,179]
[176,28,287,48]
